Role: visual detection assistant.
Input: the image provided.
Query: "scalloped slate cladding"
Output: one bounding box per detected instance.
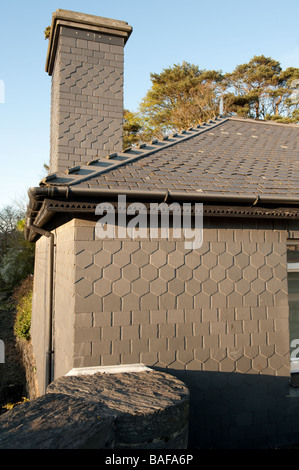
[49,22,128,173]
[71,218,290,375]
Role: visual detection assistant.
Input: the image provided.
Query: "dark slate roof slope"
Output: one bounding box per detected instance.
[41,117,299,198]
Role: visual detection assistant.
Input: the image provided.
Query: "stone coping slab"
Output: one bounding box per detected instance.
[0,370,190,449]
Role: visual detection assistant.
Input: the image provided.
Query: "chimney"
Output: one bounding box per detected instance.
[45,10,132,173]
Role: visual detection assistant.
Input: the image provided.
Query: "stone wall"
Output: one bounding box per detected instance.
[16,338,39,400]
[0,370,189,449]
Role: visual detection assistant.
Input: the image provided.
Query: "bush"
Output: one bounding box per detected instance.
[13,276,33,341]
[0,244,35,294]
[0,208,35,297]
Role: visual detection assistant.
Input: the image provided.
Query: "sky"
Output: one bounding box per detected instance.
[0,0,298,211]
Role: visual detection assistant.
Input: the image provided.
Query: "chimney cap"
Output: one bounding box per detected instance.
[46,9,133,75]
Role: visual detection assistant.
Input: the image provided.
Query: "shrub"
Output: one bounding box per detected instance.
[13,276,33,341]
[0,244,35,294]
[0,209,35,297]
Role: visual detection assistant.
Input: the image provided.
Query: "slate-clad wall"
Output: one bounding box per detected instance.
[72,217,290,371]
[32,216,299,447]
[31,236,51,395]
[68,216,299,448]
[52,222,76,383]
[31,222,77,395]
[49,25,124,173]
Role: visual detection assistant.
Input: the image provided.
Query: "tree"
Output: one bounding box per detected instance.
[224,55,299,121]
[123,109,143,149]
[0,206,23,256]
[0,206,35,296]
[265,67,299,122]
[138,62,223,139]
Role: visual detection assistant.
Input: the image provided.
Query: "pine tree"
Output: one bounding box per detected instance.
[224,55,299,121]
[123,109,143,149]
[138,62,223,139]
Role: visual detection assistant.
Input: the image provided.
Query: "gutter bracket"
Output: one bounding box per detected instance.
[252,195,260,206]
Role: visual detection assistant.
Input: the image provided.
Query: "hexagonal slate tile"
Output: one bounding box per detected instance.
[131,278,149,296]
[168,251,185,269]
[76,250,93,268]
[75,278,93,298]
[141,264,158,282]
[150,250,167,268]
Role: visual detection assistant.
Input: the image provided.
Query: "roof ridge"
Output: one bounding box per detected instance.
[40,115,229,187]
[227,116,299,128]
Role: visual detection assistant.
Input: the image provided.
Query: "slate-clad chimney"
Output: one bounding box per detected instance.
[46,10,132,173]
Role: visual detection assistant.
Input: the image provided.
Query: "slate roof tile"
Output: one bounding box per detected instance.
[40,117,299,199]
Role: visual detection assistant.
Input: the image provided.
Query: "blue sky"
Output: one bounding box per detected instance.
[0,0,298,211]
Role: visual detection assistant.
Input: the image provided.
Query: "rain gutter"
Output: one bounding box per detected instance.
[25,185,299,242]
[27,186,299,206]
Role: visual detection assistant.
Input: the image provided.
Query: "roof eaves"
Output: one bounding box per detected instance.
[25,185,299,242]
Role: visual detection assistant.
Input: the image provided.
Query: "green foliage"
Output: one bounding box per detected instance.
[13,276,33,341]
[0,205,34,336]
[0,207,35,297]
[130,56,298,142]
[16,219,26,232]
[224,56,299,120]
[138,62,223,139]
[0,246,35,293]
[0,206,23,255]
[292,109,299,122]
[2,397,29,411]
[44,26,51,40]
[265,111,299,124]
[123,109,143,149]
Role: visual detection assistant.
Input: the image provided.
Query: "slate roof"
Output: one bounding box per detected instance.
[41,116,299,199]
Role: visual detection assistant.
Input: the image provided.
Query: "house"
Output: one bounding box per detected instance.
[25,9,299,449]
